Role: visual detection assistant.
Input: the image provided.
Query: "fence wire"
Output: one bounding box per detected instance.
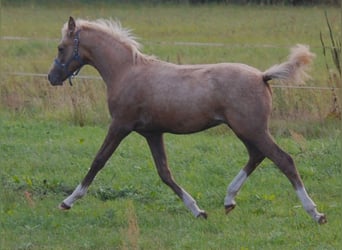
[2,36,340,90]
[3,72,339,91]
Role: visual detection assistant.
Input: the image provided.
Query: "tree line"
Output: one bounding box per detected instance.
[2,0,340,5]
[183,0,339,4]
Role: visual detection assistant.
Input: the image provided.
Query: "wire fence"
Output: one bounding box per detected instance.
[3,71,339,91]
[0,35,329,49]
[1,35,340,91]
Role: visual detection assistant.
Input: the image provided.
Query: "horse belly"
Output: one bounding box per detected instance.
[166,114,223,134]
[134,106,224,134]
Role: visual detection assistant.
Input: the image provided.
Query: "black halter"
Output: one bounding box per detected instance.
[54,30,84,86]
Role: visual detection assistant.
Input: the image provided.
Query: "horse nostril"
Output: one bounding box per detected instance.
[48,74,55,84]
[48,73,63,86]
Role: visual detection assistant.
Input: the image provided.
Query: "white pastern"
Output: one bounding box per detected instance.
[224,170,247,206]
[63,184,88,208]
[296,187,324,222]
[296,187,316,210]
[181,189,205,217]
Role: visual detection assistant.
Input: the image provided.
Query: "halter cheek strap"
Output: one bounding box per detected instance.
[54,30,85,86]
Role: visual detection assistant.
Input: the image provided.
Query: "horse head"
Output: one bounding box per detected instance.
[48,16,85,86]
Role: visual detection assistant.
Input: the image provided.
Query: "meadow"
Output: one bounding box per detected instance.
[1,2,341,249]
[1,3,341,125]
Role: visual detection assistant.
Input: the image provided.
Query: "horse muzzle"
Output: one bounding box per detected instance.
[48,72,64,86]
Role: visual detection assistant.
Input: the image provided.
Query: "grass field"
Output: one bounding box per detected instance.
[0,114,341,249]
[1,2,341,249]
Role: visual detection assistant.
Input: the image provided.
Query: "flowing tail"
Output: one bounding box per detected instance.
[263,44,315,85]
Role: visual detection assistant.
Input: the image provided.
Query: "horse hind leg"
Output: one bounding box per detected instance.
[224,140,265,213]
[145,133,207,219]
[255,133,326,224]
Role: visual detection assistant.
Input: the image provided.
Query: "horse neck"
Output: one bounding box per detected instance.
[83,29,134,85]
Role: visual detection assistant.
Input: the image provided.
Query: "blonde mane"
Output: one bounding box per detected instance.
[62,18,153,63]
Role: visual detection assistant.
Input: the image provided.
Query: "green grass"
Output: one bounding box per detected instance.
[0,114,341,249]
[1,2,341,249]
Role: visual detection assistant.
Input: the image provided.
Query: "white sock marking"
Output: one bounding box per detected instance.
[63,184,88,207]
[224,170,247,206]
[296,187,316,210]
[181,189,205,217]
[296,187,324,222]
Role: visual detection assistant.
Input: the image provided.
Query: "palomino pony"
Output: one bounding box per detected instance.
[48,16,326,224]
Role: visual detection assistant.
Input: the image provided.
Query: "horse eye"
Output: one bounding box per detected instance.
[58,47,64,54]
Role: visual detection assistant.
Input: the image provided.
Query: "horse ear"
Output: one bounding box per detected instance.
[68,16,76,36]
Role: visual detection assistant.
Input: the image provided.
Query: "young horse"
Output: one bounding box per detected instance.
[48,16,326,224]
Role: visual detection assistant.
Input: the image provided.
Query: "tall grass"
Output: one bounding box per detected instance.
[0,4,340,134]
[320,11,341,120]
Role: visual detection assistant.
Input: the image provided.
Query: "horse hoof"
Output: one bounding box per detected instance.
[318,214,327,224]
[59,202,71,210]
[197,211,208,219]
[225,204,236,214]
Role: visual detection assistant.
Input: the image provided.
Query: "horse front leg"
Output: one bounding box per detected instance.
[145,133,207,218]
[59,121,130,210]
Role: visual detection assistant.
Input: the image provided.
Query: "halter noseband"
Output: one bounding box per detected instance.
[54,30,85,86]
